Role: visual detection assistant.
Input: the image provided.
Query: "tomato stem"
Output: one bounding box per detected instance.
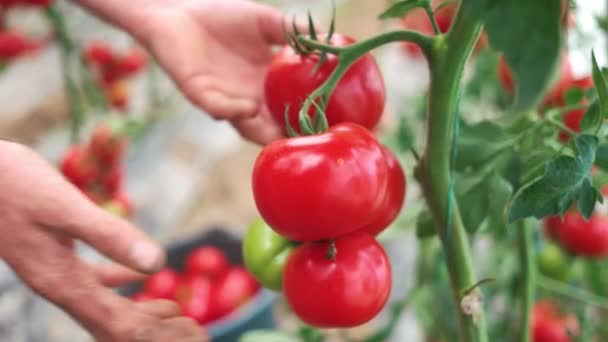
[424,5,441,35]
[325,240,337,260]
[517,219,536,342]
[537,275,608,311]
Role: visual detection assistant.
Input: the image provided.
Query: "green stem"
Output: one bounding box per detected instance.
[424,5,441,35]
[414,1,487,340]
[517,220,536,342]
[45,6,85,143]
[537,275,608,311]
[545,117,577,136]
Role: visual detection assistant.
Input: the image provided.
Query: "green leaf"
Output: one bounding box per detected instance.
[481,0,562,111]
[379,0,429,19]
[592,51,608,124]
[240,330,296,342]
[594,143,608,171]
[416,210,436,239]
[487,173,513,229]
[455,120,512,171]
[508,134,600,223]
[564,86,585,106]
[457,176,489,234]
[580,100,600,132]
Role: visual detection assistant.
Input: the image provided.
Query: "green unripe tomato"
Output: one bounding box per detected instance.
[243,218,297,291]
[538,241,571,281]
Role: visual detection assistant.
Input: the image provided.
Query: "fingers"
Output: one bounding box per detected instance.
[135,300,182,319]
[53,201,165,274]
[91,262,147,288]
[231,107,285,145]
[255,4,318,45]
[160,317,207,341]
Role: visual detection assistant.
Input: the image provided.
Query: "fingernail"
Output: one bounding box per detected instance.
[130,240,163,272]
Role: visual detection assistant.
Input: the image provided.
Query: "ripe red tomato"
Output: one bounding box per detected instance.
[142,268,179,300]
[113,48,147,78]
[0,31,40,60]
[174,274,212,324]
[544,216,562,240]
[83,41,114,66]
[359,146,406,236]
[283,233,391,328]
[89,124,126,167]
[264,33,385,134]
[558,109,585,142]
[532,300,577,342]
[60,146,97,189]
[555,211,608,259]
[252,123,389,241]
[184,246,229,281]
[208,267,259,320]
[498,54,573,108]
[102,166,123,196]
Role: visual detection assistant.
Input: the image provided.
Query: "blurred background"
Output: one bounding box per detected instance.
[0,0,605,341]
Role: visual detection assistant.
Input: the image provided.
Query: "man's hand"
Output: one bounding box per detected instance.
[0,142,208,341]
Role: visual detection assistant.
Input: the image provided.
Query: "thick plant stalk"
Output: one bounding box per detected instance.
[413,1,487,340]
[518,220,536,342]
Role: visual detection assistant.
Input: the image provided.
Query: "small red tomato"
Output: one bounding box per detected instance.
[544,216,563,239]
[142,268,179,300]
[131,292,154,302]
[102,166,123,196]
[113,48,147,78]
[89,123,126,167]
[0,31,40,60]
[184,246,229,281]
[558,108,585,143]
[252,123,389,242]
[359,146,406,236]
[208,267,259,320]
[283,233,392,328]
[264,33,385,134]
[60,146,98,189]
[555,211,608,259]
[532,300,577,342]
[83,41,114,66]
[174,274,212,324]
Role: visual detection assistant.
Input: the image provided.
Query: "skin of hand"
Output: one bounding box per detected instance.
[77,0,309,145]
[0,142,208,342]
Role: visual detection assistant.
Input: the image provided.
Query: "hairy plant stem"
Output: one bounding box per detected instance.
[413,1,487,340]
[517,220,535,342]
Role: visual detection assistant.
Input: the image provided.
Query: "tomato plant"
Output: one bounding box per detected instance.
[283,233,391,328]
[264,33,385,134]
[252,123,389,241]
[243,218,296,291]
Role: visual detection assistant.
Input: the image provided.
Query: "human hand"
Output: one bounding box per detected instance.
[133,0,305,144]
[0,141,208,341]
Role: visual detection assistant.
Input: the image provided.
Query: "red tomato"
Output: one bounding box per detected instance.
[532,300,577,342]
[113,48,147,78]
[558,109,585,142]
[555,211,608,259]
[359,146,406,236]
[102,166,123,196]
[208,267,259,320]
[544,216,562,240]
[498,54,573,108]
[174,274,212,324]
[264,33,385,134]
[83,41,114,66]
[283,233,391,328]
[252,123,389,241]
[0,31,40,60]
[60,146,97,189]
[89,124,126,167]
[131,292,153,302]
[185,246,229,281]
[142,268,179,300]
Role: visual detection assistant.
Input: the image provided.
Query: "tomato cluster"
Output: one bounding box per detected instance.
[544,211,608,259]
[60,123,132,217]
[0,0,51,64]
[532,300,578,342]
[82,42,148,111]
[131,246,260,325]
[264,33,386,134]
